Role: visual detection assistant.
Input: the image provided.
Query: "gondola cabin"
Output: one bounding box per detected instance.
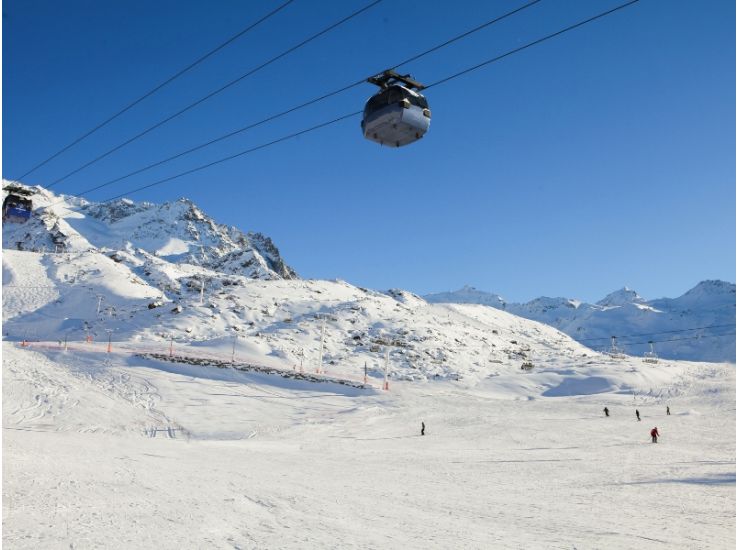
[362,70,431,148]
[2,186,33,223]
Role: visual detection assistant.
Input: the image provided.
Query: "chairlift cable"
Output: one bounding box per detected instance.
[611,331,736,347]
[16,0,297,181]
[43,0,384,189]
[576,323,736,342]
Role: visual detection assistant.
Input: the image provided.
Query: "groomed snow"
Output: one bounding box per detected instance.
[3,342,735,549]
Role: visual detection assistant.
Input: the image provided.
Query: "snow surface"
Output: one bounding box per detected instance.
[3,343,735,548]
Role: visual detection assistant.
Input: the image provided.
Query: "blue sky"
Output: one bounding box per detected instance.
[3,0,735,302]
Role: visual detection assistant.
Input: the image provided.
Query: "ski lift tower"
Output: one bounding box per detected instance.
[642,340,659,364]
[607,336,626,359]
[520,346,534,371]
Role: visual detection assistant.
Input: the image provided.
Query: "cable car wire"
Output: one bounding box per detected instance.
[48,0,641,211]
[16,0,297,182]
[43,0,384,190]
[59,0,544,201]
[387,0,544,72]
[100,111,363,203]
[56,82,367,202]
[423,0,640,91]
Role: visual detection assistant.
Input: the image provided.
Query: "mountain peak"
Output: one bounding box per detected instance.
[684,280,736,296]
[424,286,506,308]
[596,287,645,307]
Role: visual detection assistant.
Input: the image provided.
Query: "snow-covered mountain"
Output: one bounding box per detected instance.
[3,182,610,385]
[419,284,507,308]
[596,287,646,308]
[425,282,736,362]
[2,182,296,280]
[4,181,733,382]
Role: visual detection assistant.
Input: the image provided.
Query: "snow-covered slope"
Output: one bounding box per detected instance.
[2,182,622,386]
[3,341,735,548]
[425,283,736,362]
[3,245,595,385]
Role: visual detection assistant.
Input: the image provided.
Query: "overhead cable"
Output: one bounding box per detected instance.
[100,111,363,202]
[576,323,736,342]
[43,0,384,189]
[423,0,640,90]
[64,0,544,200]
[51,0,641,209]
[606,331,736,347]
[16,0,297,180]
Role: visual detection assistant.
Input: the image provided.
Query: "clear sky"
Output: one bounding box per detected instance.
[3,0,735,303]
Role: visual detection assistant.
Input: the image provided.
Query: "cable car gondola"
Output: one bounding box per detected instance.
[2,186,33,223]
[361,70,431,148]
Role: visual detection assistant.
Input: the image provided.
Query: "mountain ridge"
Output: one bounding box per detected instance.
[425,282,736,362]
[2,182,297,281]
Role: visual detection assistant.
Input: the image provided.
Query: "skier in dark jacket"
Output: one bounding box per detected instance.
[421,422,425,436]
[651,427,659,443]
[666,406,670,416]
[603,407,609,417]
[636,409,641,421]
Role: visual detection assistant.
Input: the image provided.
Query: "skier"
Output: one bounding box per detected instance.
[666,406,670,416]
[421,422,425,436]
[603,407,609,417]
[636,409,641,421]
[650,427,659,443]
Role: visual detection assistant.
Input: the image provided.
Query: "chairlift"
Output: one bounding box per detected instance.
[361,70,431,148]
[2,185,33,223]
[642,341,659,364]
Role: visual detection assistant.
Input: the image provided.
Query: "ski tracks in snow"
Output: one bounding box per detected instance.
[3,345,174,436]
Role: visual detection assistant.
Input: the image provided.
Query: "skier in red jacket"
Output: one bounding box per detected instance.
[650,427,659,443]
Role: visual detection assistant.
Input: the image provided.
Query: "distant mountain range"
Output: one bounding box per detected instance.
[425,283,736,362]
